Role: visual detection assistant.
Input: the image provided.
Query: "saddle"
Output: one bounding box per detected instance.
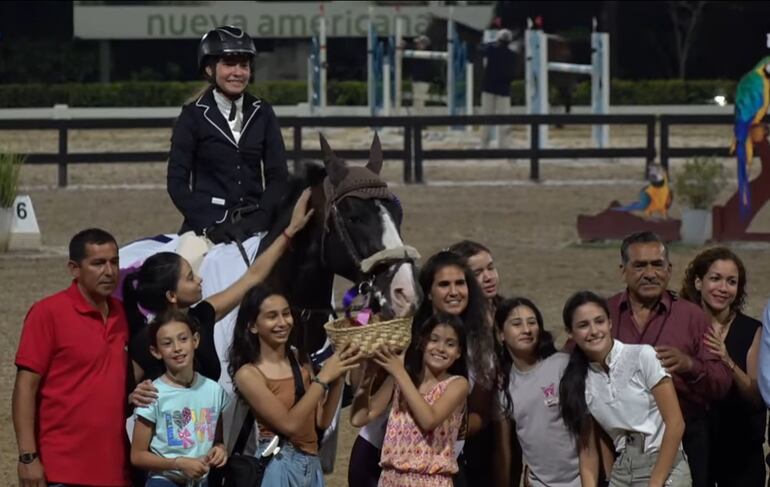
[205,197,267,264]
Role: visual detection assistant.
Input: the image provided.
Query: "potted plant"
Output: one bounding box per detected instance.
[0,152,24,252]
[674,156,726,245]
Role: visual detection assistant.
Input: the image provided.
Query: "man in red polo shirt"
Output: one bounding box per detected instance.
[13,228,130,487]
[608,231,732,487]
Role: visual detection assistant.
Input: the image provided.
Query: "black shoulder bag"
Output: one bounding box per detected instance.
[208,352,306,487]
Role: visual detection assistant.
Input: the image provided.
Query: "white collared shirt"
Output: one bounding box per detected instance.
[585,340,671,454]
[213,89,244,143]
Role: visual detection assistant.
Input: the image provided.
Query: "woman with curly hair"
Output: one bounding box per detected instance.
[680,247,765,486]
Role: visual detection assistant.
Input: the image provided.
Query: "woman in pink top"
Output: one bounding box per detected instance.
[352,313,470,487]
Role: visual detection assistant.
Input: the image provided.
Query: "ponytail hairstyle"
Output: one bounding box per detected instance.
[558,291,610,442]
[494,297,556,418]
[404,312,469,388]
[122,252,184,338]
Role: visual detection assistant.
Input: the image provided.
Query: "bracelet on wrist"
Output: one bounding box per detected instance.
[312,376,330,392]
[282,230,294,249]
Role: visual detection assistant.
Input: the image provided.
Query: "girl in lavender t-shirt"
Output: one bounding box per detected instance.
[494,297,581,487]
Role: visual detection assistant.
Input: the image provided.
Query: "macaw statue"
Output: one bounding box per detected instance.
[732,56,770,218]
[614,164,672,219]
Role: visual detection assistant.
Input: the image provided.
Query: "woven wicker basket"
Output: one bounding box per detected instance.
[324,315,413,358]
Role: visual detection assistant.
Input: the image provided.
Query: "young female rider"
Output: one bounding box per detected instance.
[167,25,289,243]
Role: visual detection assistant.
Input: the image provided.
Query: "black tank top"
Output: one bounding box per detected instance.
[710,312,765,446]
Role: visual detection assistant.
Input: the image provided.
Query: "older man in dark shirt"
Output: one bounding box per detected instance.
[608,231,732,487]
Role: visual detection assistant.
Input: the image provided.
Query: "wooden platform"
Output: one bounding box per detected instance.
[577,201,681,242]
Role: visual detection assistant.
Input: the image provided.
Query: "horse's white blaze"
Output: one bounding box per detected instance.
[377,202,418,317]
[390,263,417,317]
[377,201,403,250]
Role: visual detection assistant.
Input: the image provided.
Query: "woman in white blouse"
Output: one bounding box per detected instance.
[558,291,692,487]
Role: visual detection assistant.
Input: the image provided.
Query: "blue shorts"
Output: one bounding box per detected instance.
[257,439,324,487]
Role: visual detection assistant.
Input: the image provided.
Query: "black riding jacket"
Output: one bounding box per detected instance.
[167,87,289,234]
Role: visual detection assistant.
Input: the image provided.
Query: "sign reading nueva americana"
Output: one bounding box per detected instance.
[73,1,494,39]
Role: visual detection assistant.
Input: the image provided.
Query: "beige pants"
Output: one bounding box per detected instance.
[412,81,430,111]
[176,231,213,274]
[609,433,692,487]
[480,91,511,148]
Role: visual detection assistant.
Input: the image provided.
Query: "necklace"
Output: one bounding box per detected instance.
[714,312,735,338]
[164,371,195,388]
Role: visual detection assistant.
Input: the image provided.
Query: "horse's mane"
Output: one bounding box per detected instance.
[258,161,326,253]
[284,161,326,203]
[302,161,327,188]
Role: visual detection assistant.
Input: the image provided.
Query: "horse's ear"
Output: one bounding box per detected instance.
[319,132,348,186]
[366,131,383,175]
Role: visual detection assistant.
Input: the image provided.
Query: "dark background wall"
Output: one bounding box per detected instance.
[1,1,769,83]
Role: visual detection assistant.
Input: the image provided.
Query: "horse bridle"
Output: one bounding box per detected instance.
[293,181,418,330]
[322,197,420,284]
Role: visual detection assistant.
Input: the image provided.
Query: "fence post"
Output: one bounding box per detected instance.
[403,122,413,184]
[58,127,68,188]
[293,125,302,175]
[646,118,656,175]
[660,116,669,171]
[414,124,424,184]
[529,121,540,181]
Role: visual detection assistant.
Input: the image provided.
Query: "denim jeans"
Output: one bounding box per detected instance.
[257,439,324,487]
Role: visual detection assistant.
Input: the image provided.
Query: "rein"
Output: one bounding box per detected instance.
[322,198,419,280]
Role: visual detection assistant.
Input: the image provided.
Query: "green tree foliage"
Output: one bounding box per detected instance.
[0,152,24,208]
[674,156,727,209]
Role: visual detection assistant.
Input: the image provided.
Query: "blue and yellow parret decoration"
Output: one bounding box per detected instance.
[614,164,672,219]
[732,56,770,219]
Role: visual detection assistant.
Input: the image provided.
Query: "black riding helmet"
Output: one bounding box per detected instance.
[197,25,257,74]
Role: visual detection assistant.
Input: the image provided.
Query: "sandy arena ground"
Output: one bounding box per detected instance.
[1,124,769,485]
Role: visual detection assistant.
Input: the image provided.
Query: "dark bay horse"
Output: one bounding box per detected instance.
[118,131,421,373]
[258,132,422,359]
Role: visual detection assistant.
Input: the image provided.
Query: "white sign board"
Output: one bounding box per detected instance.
[9,195,41,251]
[73,1,494,39]
[11,195,40,234]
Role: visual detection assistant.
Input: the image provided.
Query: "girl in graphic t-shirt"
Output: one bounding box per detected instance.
[494,297,581,487]
[559,291,692,487]
[131,310,229,486]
